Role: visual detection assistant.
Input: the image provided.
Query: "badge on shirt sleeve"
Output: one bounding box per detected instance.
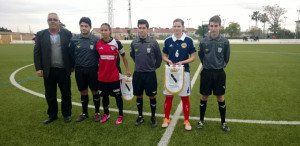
[90,45,94,50]
[218,47,222,53]
[147,48,151,53]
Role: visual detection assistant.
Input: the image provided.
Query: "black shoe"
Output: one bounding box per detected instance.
[135,116,144,126]
[196,120,205,129]
[151,117,157,128]
[76,113,88,122]
[43,116,58,124]
[64,116,72,123]
[221,123,230,132]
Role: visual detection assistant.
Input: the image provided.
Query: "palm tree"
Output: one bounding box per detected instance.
[251,11,261,28]
[259,13,269,38]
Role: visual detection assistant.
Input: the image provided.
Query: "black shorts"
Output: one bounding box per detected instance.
[132,71,157,96]
[200,69,226,96]
[98,80,121,97]
[75,67,98,91]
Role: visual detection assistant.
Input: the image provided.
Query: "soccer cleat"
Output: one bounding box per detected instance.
[161,118,170,128]
[64,116,72,123]
[151,117,157,128]
[115,115,123,125]
[221,123,230,132]
[100,114,110,123]
[135,116,144,126]
[94,113,101,122]
[76,113,88,122]
[43,116,58,124]
[184,120,192,131]
[196,120,205,129]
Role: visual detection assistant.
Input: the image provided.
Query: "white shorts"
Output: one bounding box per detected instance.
[163,72,191,96]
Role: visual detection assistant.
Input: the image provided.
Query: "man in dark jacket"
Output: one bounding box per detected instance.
[34,12,74,124]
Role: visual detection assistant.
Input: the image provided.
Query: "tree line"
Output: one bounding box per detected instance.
[196,4,296,39]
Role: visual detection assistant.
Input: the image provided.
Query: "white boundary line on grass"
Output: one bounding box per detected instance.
[9,64,300,145]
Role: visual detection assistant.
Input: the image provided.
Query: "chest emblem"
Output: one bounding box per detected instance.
[76,45,80,48]
[218,47,222,53]
[111,46,116,50]
[205,49,209,52]
[181,43,187,48]
[147,48,151,53]
[169,44,173,47]
[90,45,94,50]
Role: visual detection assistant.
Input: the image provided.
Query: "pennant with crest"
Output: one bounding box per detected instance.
[120,75,134,101]
[164,64,185,95]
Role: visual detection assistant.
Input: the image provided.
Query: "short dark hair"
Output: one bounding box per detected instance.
[79,17,92,27]
[173,18,184,27]
[209,15,221,26]
[137,19,149,29]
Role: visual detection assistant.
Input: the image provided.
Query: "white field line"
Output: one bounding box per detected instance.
[157,63,203,146]
[10,64,300,126]
[9,64,300,143]
[232,51,300,54]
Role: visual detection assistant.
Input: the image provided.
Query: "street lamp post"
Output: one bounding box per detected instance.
[249,15,251,30]
[297,10,300,39]
[284,16,287,38]
[187,18,190,35]
[187,18,190,28]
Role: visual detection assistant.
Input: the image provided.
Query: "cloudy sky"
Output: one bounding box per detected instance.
[0,0,299,34]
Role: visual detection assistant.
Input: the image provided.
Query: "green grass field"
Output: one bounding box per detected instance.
[0,43,300,145]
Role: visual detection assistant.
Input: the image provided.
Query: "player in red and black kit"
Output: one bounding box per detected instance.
[96,23,131,125]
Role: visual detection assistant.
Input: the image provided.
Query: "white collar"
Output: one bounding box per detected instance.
[172,32,186,42]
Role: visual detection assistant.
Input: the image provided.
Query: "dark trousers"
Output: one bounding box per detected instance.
[43,68,72,118]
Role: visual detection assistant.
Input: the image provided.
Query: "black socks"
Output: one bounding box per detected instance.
[136,97,143,117]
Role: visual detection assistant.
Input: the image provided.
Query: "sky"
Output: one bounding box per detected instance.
[0,0,299,34]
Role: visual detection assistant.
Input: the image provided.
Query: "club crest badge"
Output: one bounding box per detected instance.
[147,48,151,53]
[181,43,187,48]
[90,45,94,50]
[218,47,222,53]
[111,46,116,50]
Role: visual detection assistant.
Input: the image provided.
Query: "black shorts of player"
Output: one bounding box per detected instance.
[75,66,98,91]
[98,80,121,97]
[132,71,157,96]
[200,68,226,96]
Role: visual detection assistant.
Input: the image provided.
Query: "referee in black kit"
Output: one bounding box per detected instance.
[198,15,231,132]
[69,17,101,122]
